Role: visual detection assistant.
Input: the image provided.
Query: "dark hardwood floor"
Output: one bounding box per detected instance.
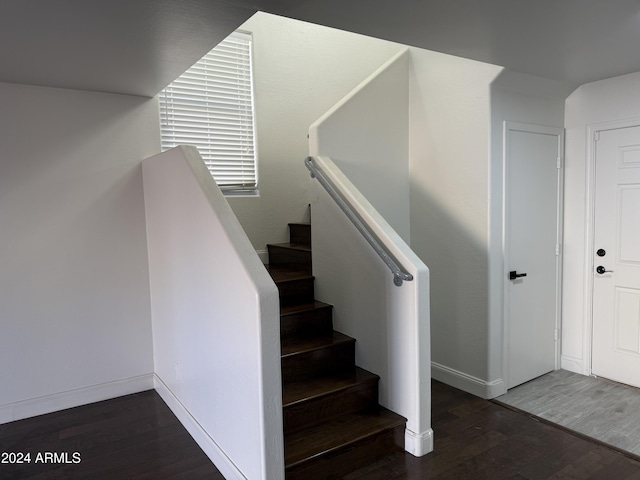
[345,381,640,479]
[2,381,640,479]
[0,390,224,479]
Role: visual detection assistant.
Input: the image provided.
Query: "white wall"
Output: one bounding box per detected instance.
[301,28,571,399]
[0,83,158,422]
[562,71,640,374]
[306,37,570,399]
[408,48,503,396]
[228,13,405,258]
[310,50,411,241]
[142,147,283,480]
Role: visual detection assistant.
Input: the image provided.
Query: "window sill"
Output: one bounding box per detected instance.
[223,189,260,198]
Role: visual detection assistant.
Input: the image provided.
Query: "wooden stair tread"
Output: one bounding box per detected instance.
[281,331,354,357]
[280,300,333,339]
[283,367,378,406]
[267,265,313,283]
[268,242,311,252]
[284,408,406,467]
[281,300,331,316]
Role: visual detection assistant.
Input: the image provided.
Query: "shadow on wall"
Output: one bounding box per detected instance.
[409,177,490,383]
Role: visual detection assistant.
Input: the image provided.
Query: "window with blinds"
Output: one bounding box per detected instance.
[159,31,257,193]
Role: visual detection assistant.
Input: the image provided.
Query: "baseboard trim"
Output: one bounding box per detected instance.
[153,374,247,480]
[0,374,154,425]
[405,427,433,457]
[561,355,586,375]
[432,362,505,399]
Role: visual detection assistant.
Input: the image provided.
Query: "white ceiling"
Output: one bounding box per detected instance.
[280,0,640,87]
[0,0,261,96]
[2,0,640,96]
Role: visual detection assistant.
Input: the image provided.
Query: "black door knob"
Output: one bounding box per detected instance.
[596,265,613,274]
[597,249,606,257]
[509,271,527,280]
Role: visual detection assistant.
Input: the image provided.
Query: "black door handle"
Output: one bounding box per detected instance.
[596,265,614,274]
[509,271,527,280]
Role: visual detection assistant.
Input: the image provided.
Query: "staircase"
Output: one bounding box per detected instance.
[266,222,406,480]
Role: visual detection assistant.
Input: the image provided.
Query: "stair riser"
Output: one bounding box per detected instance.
[277,278,315,307]
[284,381,379,435]
[268,245,312,272]
[285,424,405,480]
[282,342,355,381]
[281,307,333,338]
[289,223,311,247]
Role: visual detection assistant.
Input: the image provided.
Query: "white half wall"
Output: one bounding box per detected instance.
[0,83,157,422]
[307,48,431,454]
[142,146,283,480]
[309,157,432,456]
[227,12,405,252]
[563,71,640,375]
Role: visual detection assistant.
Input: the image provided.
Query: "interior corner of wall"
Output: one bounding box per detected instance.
[432,362,503,399]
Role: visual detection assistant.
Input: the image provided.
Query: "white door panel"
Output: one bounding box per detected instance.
[618,186,640,264]
[505,123,563,389]
[592,125,640,387]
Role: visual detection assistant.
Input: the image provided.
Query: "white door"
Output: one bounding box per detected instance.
[592,125,640,388]
[505,123,563,389]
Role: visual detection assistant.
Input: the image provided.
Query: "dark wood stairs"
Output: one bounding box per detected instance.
[266,223,406,480]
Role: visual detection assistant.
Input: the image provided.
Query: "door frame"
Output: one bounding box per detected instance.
[584,117,640,376]
[502,121,564,388]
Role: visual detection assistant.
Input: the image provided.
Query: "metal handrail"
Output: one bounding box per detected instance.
[305,156,413,287]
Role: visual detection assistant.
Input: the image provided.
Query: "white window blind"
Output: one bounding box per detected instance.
[159,31,257,192]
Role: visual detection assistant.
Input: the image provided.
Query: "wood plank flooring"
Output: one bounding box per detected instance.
[344,380,640,479]
[0,390,224,479]
[2,381,640,479]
